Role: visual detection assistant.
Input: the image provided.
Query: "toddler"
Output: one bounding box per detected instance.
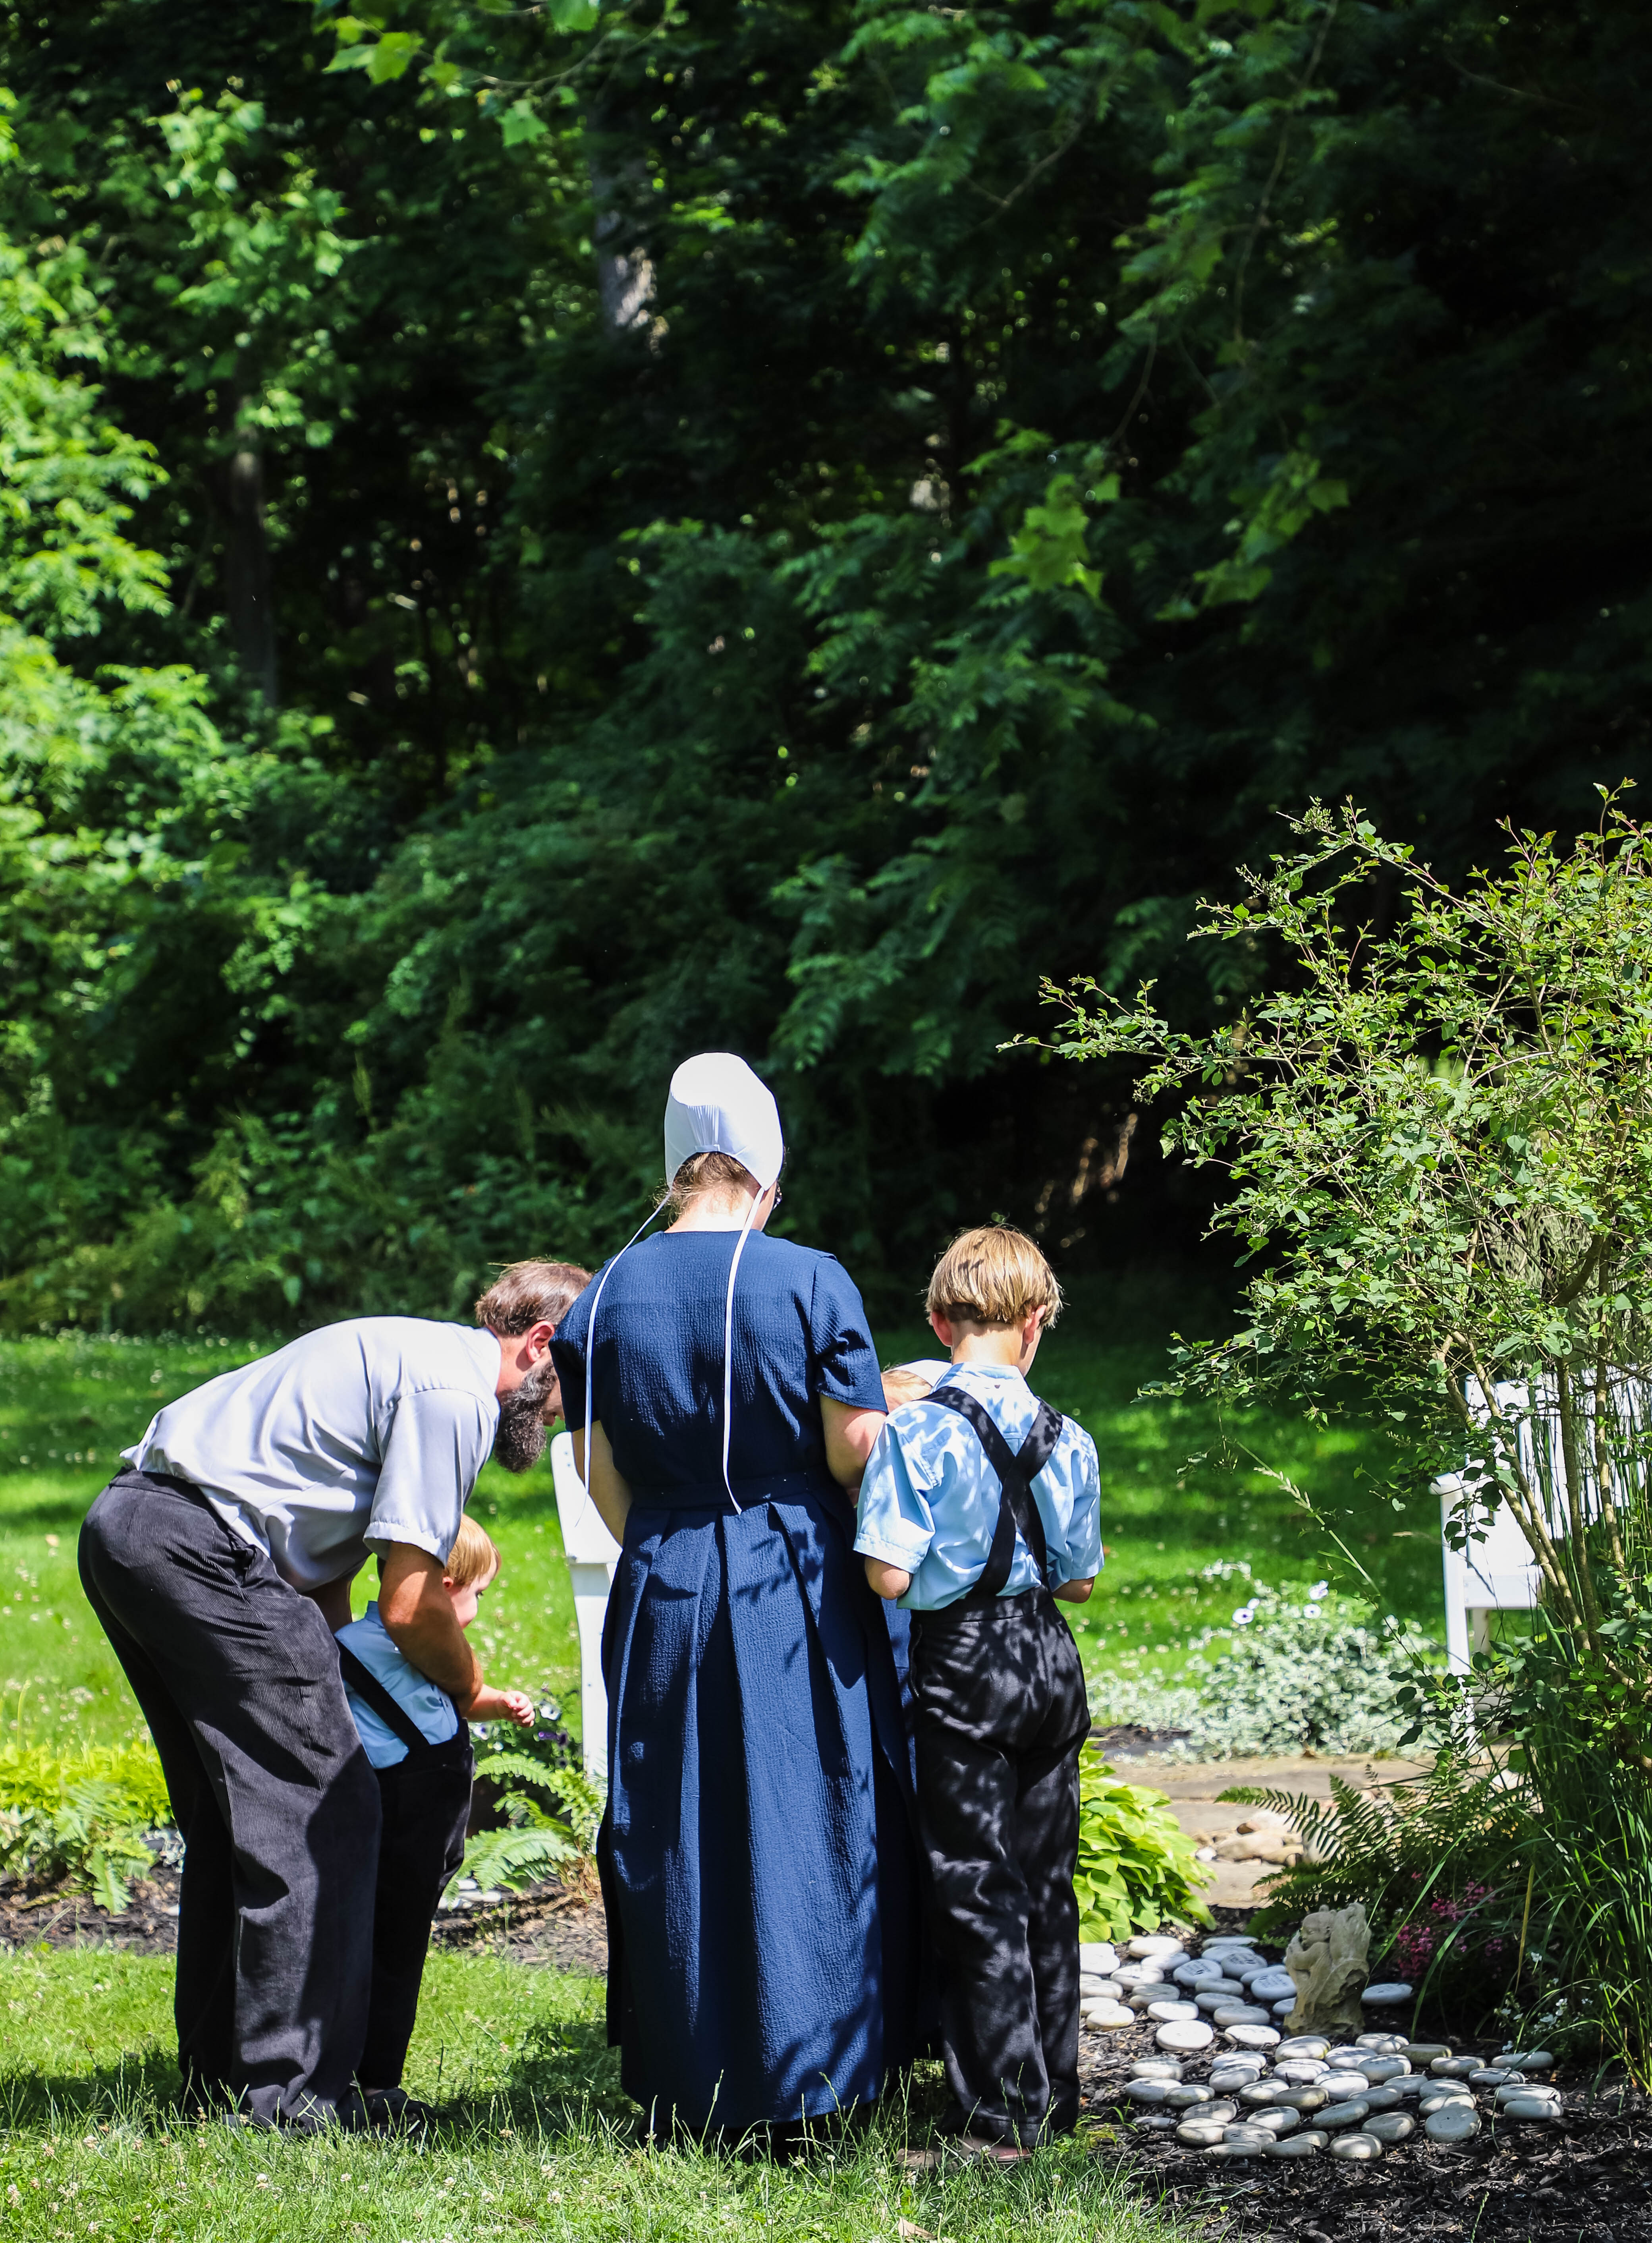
[336,1513,534,2119]
[856,1226,1100,2154]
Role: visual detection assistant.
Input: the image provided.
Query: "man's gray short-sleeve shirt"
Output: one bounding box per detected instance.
[122,1318,502,1590]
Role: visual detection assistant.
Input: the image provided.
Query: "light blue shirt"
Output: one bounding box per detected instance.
[855,1363,1103,1612]
[336,1602,461,1769]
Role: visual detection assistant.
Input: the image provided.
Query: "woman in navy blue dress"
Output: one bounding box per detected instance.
[550,1055,922,2135]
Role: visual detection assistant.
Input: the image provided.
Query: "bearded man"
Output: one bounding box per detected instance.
[77,1259,589,2130]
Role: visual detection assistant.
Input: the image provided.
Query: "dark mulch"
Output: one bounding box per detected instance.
[0,1865,187,1957]
[0,1864,608,1976]
[1079,1944,1652,2243]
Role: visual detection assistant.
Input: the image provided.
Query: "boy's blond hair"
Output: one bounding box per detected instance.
[881,1364,936,1408]
[925,1225,1064,1331]
[445,1512,501,1588]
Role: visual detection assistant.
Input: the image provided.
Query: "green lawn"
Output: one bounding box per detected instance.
[0,1278,1446,1753]
[0,1948,1190,2243]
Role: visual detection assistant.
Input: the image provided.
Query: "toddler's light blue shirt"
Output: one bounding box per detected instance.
[336,1601,461,1768]
[854,1362,1102,1611]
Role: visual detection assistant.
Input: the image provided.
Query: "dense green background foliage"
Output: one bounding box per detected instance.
[2,0,1648,1327]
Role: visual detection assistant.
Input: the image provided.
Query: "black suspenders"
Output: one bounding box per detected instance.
[338,1640,454,1760]
[924,1384,1065,1604]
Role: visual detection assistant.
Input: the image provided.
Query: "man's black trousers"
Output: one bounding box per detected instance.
[359,1735,473,2088]
[79,1470,379,2126]
[910,1586,1091,2145]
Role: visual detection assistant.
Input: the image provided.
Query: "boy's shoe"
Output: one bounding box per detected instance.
[364,2087,441,2135]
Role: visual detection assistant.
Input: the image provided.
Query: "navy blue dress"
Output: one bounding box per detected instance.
[552,1230,922,2131]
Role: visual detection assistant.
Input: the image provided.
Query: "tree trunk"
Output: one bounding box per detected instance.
[219,437,278,705]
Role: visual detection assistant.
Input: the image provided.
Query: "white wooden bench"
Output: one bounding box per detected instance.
[1435,1370,1649,1672]
[1434,1467,1542,1673]
[550,1429,620,1778]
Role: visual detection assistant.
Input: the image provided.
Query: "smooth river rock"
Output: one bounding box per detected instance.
[1319,2100,1372,2132]
[1357,2032,1409,2053]
[1266,2130,1328,2158]
[1247,1969,1299,2001]
[1504,2049,1556,2073]
[1420,2087,1474,2115]
[1329,2131,1383,2162]
[1363,2111,1415,2143]
[1128,1935,1185,1959]
[1174,1961,1229,1990]
[1276,2058,1330,2084]
[1361,1982,1414,2006]
[1469,2067,1512,2088]
[1360,2056,1411,2082]
[1079,1943,1119,1973]
[1495,2081,1560,2107]
[1157,2019,1215,2053]
[1212,2003,1275,2027]
[1278,2036,1332,2059]
[1225,2024,1281,2050]
[1431,2055,1480,2079]
[1238,2080,1289,2106]
[1125,2079,1178,2105]
[1322,2074,1373,2100]
[1176,2119,1227,2147]
[1278,2087,1329,2114]
[1252,2108,1299,2137]
[1221,2125,1280,2154]
[1424,2102,1482,2143]
[1147,2000,1202,2023]
[1129,2058,1183,2079]
[1084,2003,1136,2031]
[1500,2094,1563,2122]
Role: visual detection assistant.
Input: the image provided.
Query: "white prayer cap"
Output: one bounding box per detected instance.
[664,1052,784,1191]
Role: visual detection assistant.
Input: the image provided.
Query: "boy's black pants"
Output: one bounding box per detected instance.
[911,1587,1091,2144]
[78,1470,380,2126]
[359,1735,473,2087]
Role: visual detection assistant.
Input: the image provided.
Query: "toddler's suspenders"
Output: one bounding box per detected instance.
[338,1642,453,1761]
[924,1385,1064,1604]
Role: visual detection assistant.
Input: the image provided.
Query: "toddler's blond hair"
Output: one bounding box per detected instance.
[445,1512,501,1588]
[925,1224,1063,1331]
[881,1365,936,1408]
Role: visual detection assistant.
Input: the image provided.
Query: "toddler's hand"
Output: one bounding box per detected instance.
[465,1685,536,1727]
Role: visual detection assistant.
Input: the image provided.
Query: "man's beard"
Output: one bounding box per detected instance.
[493,1355,560,1474]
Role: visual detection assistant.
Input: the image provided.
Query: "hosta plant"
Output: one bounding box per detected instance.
[1075,1754,1212,1941]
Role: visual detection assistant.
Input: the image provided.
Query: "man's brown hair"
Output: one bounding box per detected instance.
[473,1259,591,1336]
[924,1225,1064,1331]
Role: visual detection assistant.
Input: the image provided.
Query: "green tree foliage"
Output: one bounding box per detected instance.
[0,0,1649,1327]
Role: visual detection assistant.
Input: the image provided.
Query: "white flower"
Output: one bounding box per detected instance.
[1309,1580,1330,1601]
[1232,1604,1256,1627]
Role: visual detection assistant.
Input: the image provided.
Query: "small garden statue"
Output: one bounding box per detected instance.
[1282,1900,1370,2037]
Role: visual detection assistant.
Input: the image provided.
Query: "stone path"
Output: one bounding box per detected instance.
[1115,1752,1429,1910]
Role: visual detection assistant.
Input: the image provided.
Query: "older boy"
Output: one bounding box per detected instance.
[855,1227,1100,2155]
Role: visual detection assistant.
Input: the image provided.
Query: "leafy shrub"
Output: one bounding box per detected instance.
[457,1717,604,1897]
[1074,1755,1213,1940]
[1232,1758,1530,2019]
[0,1740,172,1914]
[1091,1565,1432,1758]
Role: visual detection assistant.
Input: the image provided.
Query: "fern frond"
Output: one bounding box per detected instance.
[449,1821,575,1898]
